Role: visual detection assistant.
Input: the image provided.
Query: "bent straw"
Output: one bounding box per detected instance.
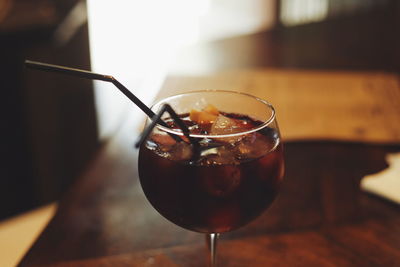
[135,104,199,148]
[25,60,155,119]
[24,59,184,143]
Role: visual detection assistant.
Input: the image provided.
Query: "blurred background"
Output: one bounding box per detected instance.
[0,0,399,222]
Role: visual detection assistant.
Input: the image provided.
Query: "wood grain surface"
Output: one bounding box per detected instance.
[159,69,400,144]
[18,135,400,266]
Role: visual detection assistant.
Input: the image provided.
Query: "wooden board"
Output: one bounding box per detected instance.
[18,140,400,266]
[159,69,400,143]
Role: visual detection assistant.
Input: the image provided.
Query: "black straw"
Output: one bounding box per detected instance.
[135,104,199,148]
[25,60,155,119]
[24,59,185,143]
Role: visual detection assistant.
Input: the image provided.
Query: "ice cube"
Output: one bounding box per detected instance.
[201,146,239,165]
[168,141,193,162]
[200,147,219,158]
[210,115,244,144]
[236,133,276,159]
[257,145,284,182]
[200,165,242,197]
[150,133,177,152]
[210,115,240,135]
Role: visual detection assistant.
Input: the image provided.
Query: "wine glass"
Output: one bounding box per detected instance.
[138,90,284,266]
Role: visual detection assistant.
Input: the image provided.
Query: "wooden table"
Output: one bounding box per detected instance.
[18,68,400,266]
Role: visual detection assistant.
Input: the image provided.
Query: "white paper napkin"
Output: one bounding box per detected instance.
[361,152,400,204]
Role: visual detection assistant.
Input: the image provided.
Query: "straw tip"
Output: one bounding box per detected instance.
[24,59,40,68]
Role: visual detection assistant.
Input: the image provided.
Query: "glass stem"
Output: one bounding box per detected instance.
[206,233,219,267]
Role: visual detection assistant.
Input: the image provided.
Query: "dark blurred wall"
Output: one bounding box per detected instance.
[276,0,400,72]
[0,0,99,220]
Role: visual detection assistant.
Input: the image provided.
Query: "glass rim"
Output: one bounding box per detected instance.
[150,90,276,138]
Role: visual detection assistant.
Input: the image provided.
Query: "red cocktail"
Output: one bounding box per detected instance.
[138,91,284,266]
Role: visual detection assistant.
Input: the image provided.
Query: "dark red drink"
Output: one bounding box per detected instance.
[139,113,284,233]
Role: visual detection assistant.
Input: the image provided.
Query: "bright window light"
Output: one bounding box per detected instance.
[281,0,329,26]
[87,0,209,140]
